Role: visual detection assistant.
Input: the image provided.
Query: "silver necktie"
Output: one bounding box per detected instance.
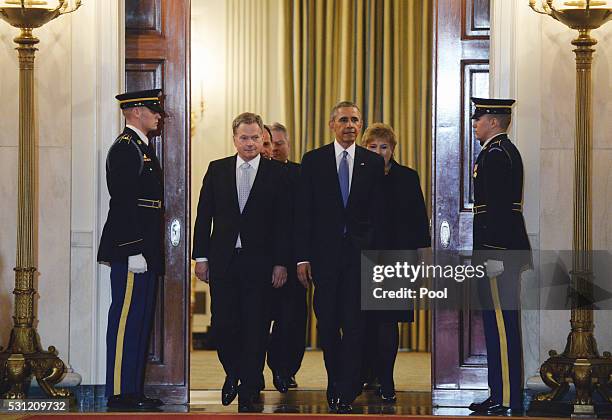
[238,162,252,213]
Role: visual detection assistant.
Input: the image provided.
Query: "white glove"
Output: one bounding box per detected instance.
[485,259,504,278]
[128,254,148,273]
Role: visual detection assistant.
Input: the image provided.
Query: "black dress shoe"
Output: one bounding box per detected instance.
[336,402,353,414]
[483,403,516,415]
[326,388,338,411]
[138,395,164,407]
[469,397,496,412]
[107,394,158,410]
[238,395,260,413]
[363,379,380,390]
[273,373,289,393]
[378,386,396,403]
[287,376,298,388]
[221,376,239,406]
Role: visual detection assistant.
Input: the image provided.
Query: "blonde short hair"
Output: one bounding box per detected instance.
[232,112,263,135]
[362,123,397,148]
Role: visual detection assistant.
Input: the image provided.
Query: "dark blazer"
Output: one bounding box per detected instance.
[98,127,164,271]
[383,160,431,250]
[294,142,385,271]
[192,155,290,280]
[284,160,301,189]
[281,161,301,284]
[472,134,530,252]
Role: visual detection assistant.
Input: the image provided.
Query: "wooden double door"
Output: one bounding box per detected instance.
[124,0,493,405]
[124,0,190,404]
[432,0,492,406]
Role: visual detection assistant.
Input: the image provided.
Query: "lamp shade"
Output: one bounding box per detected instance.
[530,0,612,29]
[549,0,609,9]
[0,0,82,28]
[0,0,80,11]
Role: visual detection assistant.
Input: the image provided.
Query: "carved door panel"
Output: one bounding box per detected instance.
[432,0,490,406]
[125,0,191,404]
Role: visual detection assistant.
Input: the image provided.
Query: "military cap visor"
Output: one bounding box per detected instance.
[471,97,515,120]
[116,89,164,114]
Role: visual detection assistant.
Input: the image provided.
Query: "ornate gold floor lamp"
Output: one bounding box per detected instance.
[0,0,82,399]
[527,0,612,416]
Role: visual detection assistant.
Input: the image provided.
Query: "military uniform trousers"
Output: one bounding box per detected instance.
[478,263,523,410]
[266,275,307,378]
[106,262,158,397]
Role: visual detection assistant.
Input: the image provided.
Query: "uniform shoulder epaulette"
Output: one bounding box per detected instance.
[117,133,134,143]
[488,141,513,166]
[107,131,145,175]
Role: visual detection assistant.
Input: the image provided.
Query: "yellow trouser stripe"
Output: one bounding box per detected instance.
[114,271,135,395]
[490,276,511,407]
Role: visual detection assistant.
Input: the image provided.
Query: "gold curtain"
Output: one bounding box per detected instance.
[282,0,432,352]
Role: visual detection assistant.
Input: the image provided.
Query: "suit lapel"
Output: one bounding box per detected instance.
[325,143,345,209]
[228,155,240,213]
[347,146,367,208]
[242,155,266,215]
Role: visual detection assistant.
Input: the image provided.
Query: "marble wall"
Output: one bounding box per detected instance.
[491,0,612,383]
[0,14,72,366]
[538,15,612,359]
[0,0,122,385]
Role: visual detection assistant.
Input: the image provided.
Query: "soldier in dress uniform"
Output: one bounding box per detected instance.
[468,97,531,415]
[97,89,165,410]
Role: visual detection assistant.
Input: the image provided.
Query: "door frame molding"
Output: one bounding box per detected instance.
[94,0,125,384]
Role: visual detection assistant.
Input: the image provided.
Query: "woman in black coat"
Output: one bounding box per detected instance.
[361,123,431,402]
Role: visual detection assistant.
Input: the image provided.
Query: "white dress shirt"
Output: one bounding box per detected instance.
[195,153,261,263]
[126,124,149,146]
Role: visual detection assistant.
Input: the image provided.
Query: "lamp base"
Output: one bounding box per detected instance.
[0,327,72,399]
[527,349,612,417]
[528,400,612,418]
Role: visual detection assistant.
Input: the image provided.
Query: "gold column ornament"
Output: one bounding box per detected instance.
[527,0,612,417]
[0,0,82,399]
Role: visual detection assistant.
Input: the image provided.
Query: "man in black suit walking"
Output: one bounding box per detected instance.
[295,101,385,413]
[266,122,307,392]
[192,112,289,412]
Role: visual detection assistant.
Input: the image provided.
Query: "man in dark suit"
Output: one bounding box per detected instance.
[98,89,165,410]
[266,122,307,392]
[468,98,531,415]
[295,101,385,413]
[192,112,289,412]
